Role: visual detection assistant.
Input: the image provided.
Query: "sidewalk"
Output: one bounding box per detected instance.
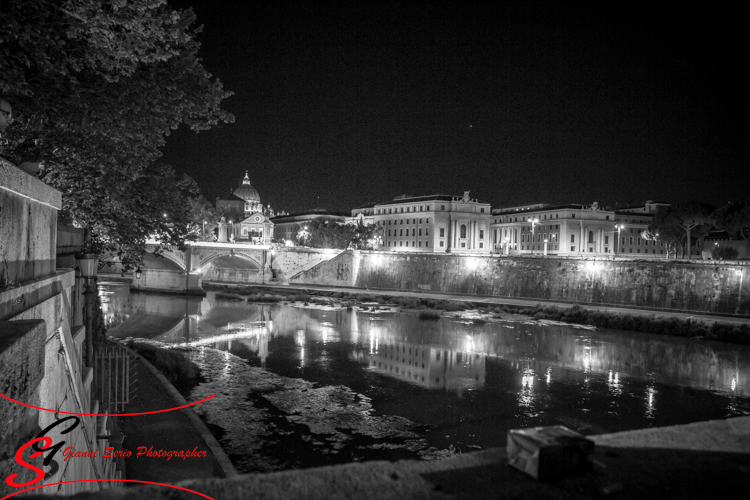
[118,353,236,485]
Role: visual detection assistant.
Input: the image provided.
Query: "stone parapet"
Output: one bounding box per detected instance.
[1,158,61,286]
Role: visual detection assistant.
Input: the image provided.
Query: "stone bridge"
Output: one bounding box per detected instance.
[139,243,343,290]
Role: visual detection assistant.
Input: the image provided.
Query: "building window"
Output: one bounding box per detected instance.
[588,231,594,244]
[440,228,445,237]
[400,219,403,225]
[479,230,484,239]
[418,241,422,247]
[441,205,445,210]
[419,228,422,236]
[480,208,485,213]
[479,242,483,248]
[461,242,466,248]
[426,241,429,247]
[400,241,403,247]
[440,241,444,247]
[425,229,429,236]
[400,229,403,236]
[388,230,391,236]
[460,225,467,238]
[629,236,633,245]
[571,246,575,251]
[605,236,609,244]
[412,229,415,236]
[571,234,575,243]
[637,237,641,245]
[419,218,422,223]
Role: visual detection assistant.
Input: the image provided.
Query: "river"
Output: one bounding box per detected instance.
[99,281,750,472]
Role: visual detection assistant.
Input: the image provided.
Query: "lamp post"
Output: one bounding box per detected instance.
[202,220,206,241]
[544,238,548,256]
[503,237,509,255]
[76,251,99,368]
[615,224,625,256]
[530,218,539,254]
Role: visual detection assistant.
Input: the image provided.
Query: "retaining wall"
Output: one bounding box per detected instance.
[291,251,750,316]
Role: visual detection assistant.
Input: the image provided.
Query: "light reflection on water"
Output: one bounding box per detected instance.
[101,282,750,448]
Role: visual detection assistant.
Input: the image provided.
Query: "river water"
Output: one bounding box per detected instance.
[100,281,750,472]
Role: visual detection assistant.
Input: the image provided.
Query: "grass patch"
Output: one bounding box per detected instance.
[498,304,750,344]
[245,293,283,303]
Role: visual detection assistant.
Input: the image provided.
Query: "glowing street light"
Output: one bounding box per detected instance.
[615,223,625,256]
[530,218,540,254]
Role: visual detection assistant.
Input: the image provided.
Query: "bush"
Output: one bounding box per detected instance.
[418,309,441,320]
[712,246,739,260]
[129,342,200,385]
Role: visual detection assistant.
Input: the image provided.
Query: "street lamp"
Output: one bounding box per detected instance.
[544,238,548,256]
[530,218,540,254]
[615,224,625,256]
[75,251,98,368]
[503,237,509,255]
[135,267,142,279]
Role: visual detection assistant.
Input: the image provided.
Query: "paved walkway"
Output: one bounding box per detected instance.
[117,352,236,484]
[208,281,750,326]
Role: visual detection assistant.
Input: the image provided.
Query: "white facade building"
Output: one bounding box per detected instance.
[489,201,676,258]
[359,192,492,253]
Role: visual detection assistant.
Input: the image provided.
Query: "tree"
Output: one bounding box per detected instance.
[711,200,750,241]
[649,203,713,259]
[350,220,382,249]
[0,0,233,261]
[187,196,220,242]
[295,219,352,249]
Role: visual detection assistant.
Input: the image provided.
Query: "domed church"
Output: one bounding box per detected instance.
[215,171,274,245]
[234,171,263,215]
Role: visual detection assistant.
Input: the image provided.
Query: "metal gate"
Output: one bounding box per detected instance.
[95,341,136,413]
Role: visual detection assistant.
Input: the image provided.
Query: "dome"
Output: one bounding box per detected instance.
[233,171,261,202]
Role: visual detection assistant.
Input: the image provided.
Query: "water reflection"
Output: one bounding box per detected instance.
[101,281,750,439]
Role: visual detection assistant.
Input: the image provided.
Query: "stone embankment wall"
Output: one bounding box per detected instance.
[1,159,121,496]
[129,268,204,295]
[291,250,750,316]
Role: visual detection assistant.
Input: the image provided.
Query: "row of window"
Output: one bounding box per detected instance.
[495,213,651,224]
[380,218,431,225]
[388,228,429,236]
[376,204,487,215]
[388,241,431,248]
[377,204,435,214]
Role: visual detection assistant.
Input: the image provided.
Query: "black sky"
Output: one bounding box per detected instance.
[163,1,746,214]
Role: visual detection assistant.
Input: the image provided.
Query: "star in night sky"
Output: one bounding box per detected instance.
[163,1,747,214]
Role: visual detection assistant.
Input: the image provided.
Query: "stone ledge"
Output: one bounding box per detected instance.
[0,270,75,321]
[0,158,61,210]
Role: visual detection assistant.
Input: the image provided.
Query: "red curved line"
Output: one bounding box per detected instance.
[0,392,214,417]
[0,479,215,500]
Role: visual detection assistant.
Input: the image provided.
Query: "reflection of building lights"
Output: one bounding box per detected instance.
[546,366,551,385]
[607,370,622,396]
[645,386,657,418]
[731,378,737,392]
[518,367,534,408]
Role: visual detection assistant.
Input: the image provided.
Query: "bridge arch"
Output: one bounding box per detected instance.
[195,252,263,273]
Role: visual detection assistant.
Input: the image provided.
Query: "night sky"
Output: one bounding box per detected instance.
[163,1,746,214]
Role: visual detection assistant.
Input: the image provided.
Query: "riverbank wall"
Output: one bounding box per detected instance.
[1,159,122,495]
[289,250,750,316]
